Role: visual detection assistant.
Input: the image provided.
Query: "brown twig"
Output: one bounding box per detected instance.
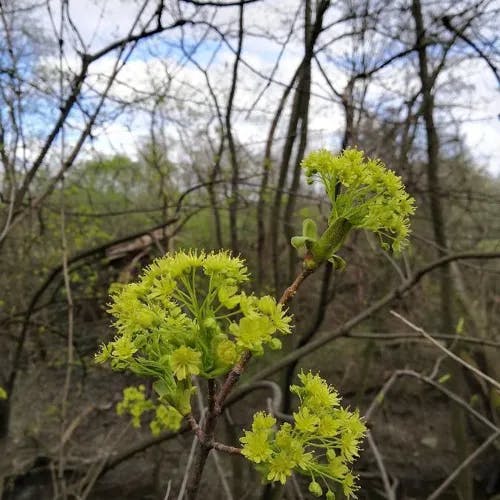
[211,442,242,455]
[213,351,251,415]
[184,263,315,498]
[213,267,313,415]
[187,414,204,440]
[278,267,314,305]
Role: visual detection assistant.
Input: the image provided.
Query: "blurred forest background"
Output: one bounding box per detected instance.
[0,0,499,499]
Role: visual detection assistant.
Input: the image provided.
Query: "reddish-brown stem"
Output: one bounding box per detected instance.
[213,351,251,415]
[187,414,204,440]
[212,441,243,454]
[185,264,315,499]
[213,267,313,415]
[278,266,314,305]
[187,413,242,455]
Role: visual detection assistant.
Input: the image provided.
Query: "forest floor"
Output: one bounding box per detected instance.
[3,335,499,499]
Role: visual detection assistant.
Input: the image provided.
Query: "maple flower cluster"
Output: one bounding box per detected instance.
[95,250,292,433]
[292,149,415,267]
[116,385,183,436]
[240,372,366,499]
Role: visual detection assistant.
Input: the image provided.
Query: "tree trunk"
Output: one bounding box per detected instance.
[226,1,245,255]
[268,0,330,292]
[411,1,472,498]
[0,399,9,439]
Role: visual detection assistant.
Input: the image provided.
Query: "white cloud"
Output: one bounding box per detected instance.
[33,0,500,175]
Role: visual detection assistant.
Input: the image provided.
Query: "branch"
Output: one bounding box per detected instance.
[390,311,500,391]
[229,251,500,398]
[278,268,315,306]
[442,15,500,85]
[180,0,260,5]
[101,424,190,475]
[365,369,498,433]
[427,429,500,500]
[366,430,396,500]
[88,19,187,62]
[348,332,500,349]
[6,15,188,242]
[211,442,242,455]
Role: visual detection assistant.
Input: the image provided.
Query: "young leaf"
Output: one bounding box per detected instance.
[302,218,318,240]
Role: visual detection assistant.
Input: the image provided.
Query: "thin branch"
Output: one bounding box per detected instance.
[278,267,315,306]
[390,311,500,391]
[211,442,242,455]
[229,251,500,398]
[366,430,396,500]
[179,0,260,5]
[427,429,500,500]
[441,15,500,85]
[365,369,498,433]
[364,372,400,422]
[348,332,500,348]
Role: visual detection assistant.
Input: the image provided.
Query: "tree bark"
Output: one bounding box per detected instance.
[226,1,245,255]
[411,1,471,498]
[268,0,330,292]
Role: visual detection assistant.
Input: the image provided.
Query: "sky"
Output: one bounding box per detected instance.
[30,0,500,175]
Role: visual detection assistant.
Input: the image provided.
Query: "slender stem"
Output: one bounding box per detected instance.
[213,267,313,416]
[213,351,252,415]
[185,381,219,500]
[366,430,396,500]
[183,263,316,499]
[278,267,314,306]
[187,414,203,440]
[212,441,243,454]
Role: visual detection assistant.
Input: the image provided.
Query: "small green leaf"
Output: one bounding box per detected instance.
[291,236,308,249]
[438,373,451,384]
[490,389,500,410]
[421,435,438,448]
[470,393,481,407]
[302,218,318,240]
[328,254,346,271]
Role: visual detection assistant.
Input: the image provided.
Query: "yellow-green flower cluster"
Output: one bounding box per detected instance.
[116,385,153,428]
[96,250,292,430]
[0,386,7,400]
[298,148,415,255]
[116,385,183,435]
[240,372,366,498]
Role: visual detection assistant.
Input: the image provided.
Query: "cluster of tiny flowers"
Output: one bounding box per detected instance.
[116,385,183,436]
[240,372,366,499]
[95,250,292,431]
[301,148,415,253]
